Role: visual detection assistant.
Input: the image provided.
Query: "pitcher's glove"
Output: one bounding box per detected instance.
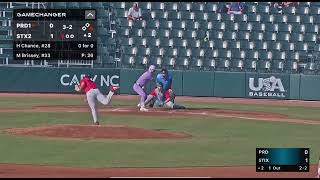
[74,85,80,92]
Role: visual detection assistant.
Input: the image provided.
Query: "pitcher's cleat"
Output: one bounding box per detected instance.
[137,103,141,108]
[110,86,120,93]
[139,107,149,112]
[93,121,100,126]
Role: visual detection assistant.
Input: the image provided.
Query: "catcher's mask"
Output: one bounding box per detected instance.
[157,82,163,89]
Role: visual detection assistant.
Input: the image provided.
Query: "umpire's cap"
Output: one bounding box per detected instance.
[161,68,168,74]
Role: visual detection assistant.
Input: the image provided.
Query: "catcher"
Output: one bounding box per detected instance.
[145,82,185,109]
[75,74,120,125]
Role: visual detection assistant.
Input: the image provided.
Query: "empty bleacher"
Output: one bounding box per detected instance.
[113,2,320,73]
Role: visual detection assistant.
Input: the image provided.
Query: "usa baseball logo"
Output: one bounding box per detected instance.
[248,76,286,98]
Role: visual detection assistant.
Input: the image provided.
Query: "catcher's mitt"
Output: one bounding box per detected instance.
[168,89,175,101]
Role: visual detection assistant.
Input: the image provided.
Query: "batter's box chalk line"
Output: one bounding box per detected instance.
[186,112,208,115]
[111,108,131,112]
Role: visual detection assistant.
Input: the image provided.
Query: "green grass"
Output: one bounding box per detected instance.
[0,112,319,168]
[181,102,320,120]
[0,96,319,168]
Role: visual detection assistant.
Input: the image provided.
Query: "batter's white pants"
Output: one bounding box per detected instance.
[86,88,114,123]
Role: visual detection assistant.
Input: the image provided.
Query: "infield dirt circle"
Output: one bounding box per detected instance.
[3,124,191,139]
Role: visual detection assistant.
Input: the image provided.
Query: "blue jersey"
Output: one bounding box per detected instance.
[156,73,172,93]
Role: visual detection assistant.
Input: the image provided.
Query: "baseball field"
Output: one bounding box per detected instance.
[0,93,319,178]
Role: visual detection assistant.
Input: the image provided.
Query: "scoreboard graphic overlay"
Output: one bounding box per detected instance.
[13,9,97,61]
[256,148,309,172]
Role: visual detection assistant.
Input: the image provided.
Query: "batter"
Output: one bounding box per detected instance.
[133,65,156,112]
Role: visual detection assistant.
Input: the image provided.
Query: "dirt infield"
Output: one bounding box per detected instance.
[0,164,317,178]
[3,124,190,139]
[1,93,320,178]
[0,105,319,125]
[3,93,320,107]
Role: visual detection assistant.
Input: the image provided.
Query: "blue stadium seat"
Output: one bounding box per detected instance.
[264,32,277,41]
[192,3,205,12]
[304,33,317,43]
[146,20,160,29]
[151,10,167,20]
[150,47,165,57]
[163,57,176,70]
[290,33,304,42]
[255,41,268,51]
[149,56,163,68]
[179,2,192,11]
[167,11,181,20]
[223,31,237,41]
[151,2,165,11]
[205,3,219,13]
[272,60,285,73]
[172,38,184,48]
[310,6,320,15]
[285,61,298,73]
[281,42,295,51]
[277,32,290,42]
[143,29,157,38]
[165,2,179,12]
[234,14,247,23]
[111,2,126,9]
[251,32,264,41]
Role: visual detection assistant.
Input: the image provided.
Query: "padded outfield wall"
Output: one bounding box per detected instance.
[0,66,318,101]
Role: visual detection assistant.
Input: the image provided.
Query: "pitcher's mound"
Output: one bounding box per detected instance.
[3,124,191,139]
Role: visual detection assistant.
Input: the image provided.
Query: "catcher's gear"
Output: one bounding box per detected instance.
[173,104,186,109]
[168,89,175,102]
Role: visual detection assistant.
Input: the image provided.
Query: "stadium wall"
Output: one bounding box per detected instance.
[299,75,320,100]
[0,66,317,101]
[0,66,120,93]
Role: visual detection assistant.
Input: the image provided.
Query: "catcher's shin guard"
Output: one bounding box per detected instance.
[173,104,186,109]
[144,95,155,107]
